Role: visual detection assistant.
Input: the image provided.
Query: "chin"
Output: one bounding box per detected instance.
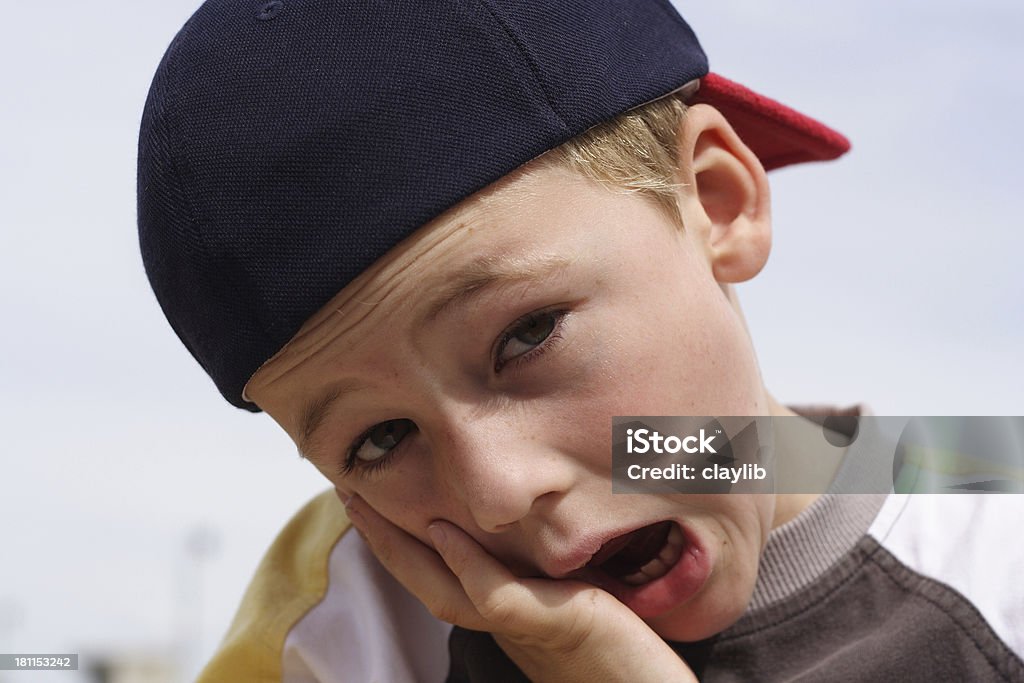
[643,582,753,642]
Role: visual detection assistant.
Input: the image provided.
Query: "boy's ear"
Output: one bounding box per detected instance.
[674,103,772,283]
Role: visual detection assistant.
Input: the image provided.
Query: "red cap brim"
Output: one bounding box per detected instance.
[694,73,851,171]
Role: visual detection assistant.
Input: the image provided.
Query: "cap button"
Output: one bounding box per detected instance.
[257,1,284,21]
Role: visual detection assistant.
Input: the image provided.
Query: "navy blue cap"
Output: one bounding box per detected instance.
[138,0,849,411]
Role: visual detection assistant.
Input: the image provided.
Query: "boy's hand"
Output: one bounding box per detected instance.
[343,495,697,683]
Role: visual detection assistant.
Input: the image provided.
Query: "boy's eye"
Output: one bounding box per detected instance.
[352,418,415,462]
[495,310,562,369]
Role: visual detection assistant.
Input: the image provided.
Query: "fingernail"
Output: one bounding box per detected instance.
[345,497,364,526]
[336,488,352,506]
[427,522,447,549]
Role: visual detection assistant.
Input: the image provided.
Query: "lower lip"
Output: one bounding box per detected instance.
[586,524,712,618]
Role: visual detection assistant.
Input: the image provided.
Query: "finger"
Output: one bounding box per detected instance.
[429,520,589,641]
[345,496,489,631]
[428,524,698,683]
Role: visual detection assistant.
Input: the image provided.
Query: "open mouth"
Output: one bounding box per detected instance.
[586,521,685,586]
[571,519,711,618]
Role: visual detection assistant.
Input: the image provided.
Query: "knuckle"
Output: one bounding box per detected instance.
[550,591,600,655]
[427,599,462,626]
[477,591,518,628]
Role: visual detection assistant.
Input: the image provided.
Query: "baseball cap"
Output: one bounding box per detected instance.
[138,0,850,411]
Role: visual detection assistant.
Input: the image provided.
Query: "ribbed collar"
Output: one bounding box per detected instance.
[744,492,888,611]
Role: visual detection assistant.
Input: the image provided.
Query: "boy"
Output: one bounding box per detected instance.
[138,1,1024,681]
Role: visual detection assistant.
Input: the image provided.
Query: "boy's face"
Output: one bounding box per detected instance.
[249,151,777,640]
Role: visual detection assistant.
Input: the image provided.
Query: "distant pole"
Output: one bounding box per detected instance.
[177,524,220,682]
[0,598,25,683]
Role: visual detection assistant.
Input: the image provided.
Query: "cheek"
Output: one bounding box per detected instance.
[607,285,763,416]
[600,226,766,415]
[352,465,447,544]
[722,495,775,554]
[588,327,761,420]
[707,496,774,603]
[542,301,765,474]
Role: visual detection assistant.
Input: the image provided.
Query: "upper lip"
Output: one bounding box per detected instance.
[536,519,675,580]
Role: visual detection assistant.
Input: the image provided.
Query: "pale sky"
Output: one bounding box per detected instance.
[1,2,1021,681]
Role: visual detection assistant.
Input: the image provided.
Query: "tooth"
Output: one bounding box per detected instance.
[640,557,668,578]
[658,541,681,566]
[622,571,651,585]
[613,524,688,587]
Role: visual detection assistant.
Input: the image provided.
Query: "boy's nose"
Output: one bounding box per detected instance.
[440,418,575,533]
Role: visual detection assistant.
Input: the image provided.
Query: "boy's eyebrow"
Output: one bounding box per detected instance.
[424,253,573,322]
[298,253,572,461]
[297,380,365,462]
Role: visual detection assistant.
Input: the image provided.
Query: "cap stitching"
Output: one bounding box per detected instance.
[142,18,215,376]
[151,11,270,409]
[470,0,571,136]
[154,15,211,273]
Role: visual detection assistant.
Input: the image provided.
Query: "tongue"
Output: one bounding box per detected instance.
[596,522,673,578]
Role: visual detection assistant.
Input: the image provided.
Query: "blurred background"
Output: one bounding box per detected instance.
[1,1,1021,681]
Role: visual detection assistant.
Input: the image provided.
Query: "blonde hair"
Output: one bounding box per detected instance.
[554,93,689,226]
